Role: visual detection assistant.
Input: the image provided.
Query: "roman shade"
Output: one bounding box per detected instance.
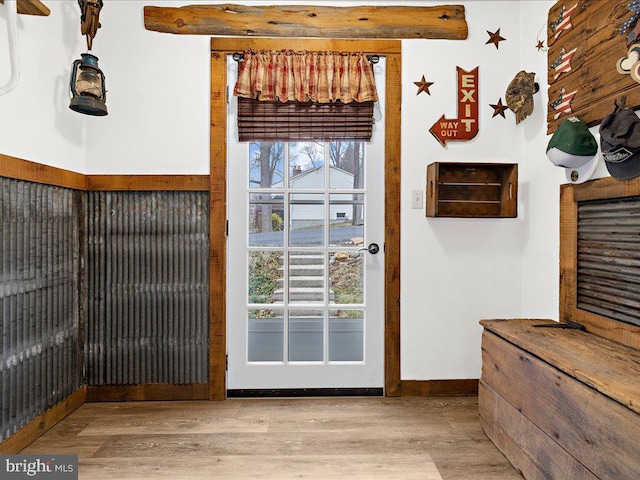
[233,50,378,142]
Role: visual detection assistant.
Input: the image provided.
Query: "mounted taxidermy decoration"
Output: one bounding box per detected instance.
[505,71,538,124]
[429,66,479,146]
[69,0,108,116]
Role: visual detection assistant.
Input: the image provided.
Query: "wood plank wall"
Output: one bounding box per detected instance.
[547,0,640,133]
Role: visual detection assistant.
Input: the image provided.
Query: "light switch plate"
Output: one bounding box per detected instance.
[411,189,424,209]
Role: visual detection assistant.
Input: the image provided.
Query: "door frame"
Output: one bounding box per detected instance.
[209,38,401,399]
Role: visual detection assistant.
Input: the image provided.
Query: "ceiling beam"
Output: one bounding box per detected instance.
[0,0,50,16]
[143,3,468,40]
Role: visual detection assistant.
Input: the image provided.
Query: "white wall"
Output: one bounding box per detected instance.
[0,1,86,171]
[400,0,557,380]
[516,0,562,319]
[83,1,210,174]
[1,0,573,381]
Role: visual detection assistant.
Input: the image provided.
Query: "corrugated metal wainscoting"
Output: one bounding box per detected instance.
[0,178,84,441]
[578,196,640,327]
[86,191,209,385]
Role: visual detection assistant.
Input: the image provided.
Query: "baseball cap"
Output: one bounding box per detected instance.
[546,117,599,184]
[599,99,640,180]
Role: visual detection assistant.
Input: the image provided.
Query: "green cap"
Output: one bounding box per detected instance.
[547,117,597,156]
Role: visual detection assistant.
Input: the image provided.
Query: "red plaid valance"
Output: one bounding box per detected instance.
[233,50,378,104]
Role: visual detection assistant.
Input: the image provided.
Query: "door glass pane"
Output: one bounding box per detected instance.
[329,141,364,189]
[289,250,324,305]
[329,193,364,247]
[329,252,363,304]
[289,193,324,247]
[289,142,325,189]
[289,312,323,362]
[329,310,364,362]
[249,142,285,188]
[248,251,283,304]
[249,194,284,246]
[248,309,283,362]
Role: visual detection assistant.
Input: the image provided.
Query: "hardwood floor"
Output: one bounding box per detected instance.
[22,396,521,480]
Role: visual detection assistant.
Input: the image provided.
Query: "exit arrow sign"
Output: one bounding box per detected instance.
[429,66,479,146]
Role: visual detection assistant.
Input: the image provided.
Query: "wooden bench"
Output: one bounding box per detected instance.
[479,318,640,479]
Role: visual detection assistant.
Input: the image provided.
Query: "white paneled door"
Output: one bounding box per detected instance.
[226,57,386,390]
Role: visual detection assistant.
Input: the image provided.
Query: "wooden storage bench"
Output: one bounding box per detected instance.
[479,319,640,480]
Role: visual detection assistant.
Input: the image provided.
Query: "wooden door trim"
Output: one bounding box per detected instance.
[209,38,401,399]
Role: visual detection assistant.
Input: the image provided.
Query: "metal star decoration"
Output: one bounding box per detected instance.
[486,28,506,49]
[536,40,545,51]
[490,98,509,118]
[414,75,434,95]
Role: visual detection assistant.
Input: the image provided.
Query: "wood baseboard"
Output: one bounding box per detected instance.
[0,387,86,454]
[86,383,210,402]
[401,379,479,397]
[227,388,383,398]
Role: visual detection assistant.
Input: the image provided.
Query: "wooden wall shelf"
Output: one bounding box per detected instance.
[426,162,518,218]
[0,0,50,16]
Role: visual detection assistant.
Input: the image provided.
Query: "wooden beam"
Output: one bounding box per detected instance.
[144,4,468,40]
[0,0,50,16]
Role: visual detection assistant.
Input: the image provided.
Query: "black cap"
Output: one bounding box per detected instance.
[599,99,640,180]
